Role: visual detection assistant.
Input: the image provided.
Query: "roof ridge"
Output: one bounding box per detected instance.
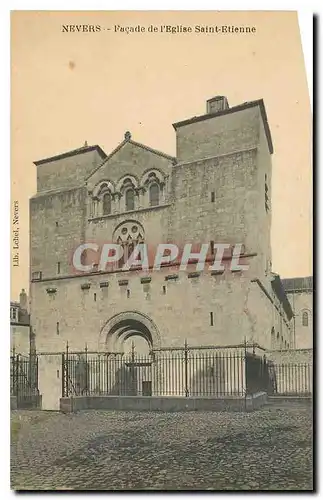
[31,184,83,198]
[281,276,313,292]
[172,98,273,155]
[85,139,127,181]
[128,139,176,162]
[282,276,313,280]
[85,137,176,182]
[34,144,107,166]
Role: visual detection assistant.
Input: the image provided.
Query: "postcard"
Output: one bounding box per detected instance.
[10,10,313,491]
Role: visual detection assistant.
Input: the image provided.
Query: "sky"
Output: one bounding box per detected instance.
[11,10,312,300]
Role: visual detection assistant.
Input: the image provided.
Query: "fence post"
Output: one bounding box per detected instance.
[61,352,65,397]
[85,343,88,396]
[35,355,39,396]
[131,341,136,396]
[15,354,20,399]
[184,340,189,397]
[66,342,69,397]
[243,337,248,402]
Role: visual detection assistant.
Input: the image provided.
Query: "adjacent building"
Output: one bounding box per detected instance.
[282,276,313,349]
[10,289,30,356]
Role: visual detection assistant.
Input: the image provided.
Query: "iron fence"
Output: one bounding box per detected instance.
[62,343,247,398]
[61,343,312,399]
[273,362,312,395]
[10,354,39,407]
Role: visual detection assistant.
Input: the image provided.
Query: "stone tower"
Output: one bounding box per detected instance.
[170,96,273,278]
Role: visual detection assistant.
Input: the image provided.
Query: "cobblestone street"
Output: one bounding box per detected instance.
[11,402,313,491]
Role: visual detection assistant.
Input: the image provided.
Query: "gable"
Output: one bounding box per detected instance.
[86,139,174,191]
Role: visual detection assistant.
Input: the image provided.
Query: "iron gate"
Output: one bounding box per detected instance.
[10,354,40,408]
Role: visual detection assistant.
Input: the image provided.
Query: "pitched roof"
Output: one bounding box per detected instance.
[282,276,313,293]
[85,137,176,181]
[172,98,273,155]
[34,144,107,166]
[270,274,294,320]
[129,139,176,162]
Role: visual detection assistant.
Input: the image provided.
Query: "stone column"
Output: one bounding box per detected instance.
[136,186,146,210]
[87,191,93,218]
[92,196,100,218]
[112,192,122,214]
[160,180,166,204]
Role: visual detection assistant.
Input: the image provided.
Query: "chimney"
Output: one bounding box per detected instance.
[206,96,229,114]
[19,288,27,311]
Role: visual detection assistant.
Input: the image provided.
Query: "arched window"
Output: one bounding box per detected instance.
[102,192,111,215]
[149,183,160,207]
[113,222,145,269]
[302,311,309,327]
[125,189,135,211]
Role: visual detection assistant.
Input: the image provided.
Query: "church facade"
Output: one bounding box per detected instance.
[29,95,294,356]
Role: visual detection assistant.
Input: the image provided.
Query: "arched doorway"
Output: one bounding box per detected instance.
[98,311,161,396]
[99,311,161,352]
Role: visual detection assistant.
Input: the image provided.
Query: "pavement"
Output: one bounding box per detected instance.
[11,402,313,491]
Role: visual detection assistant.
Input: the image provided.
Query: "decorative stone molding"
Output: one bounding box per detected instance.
[188,272,200,279]
[99,310,162,351]
[116,175,139,194]
[113,220,145,244]
[112,191,122,201]
[137,186,147,195]
[211,270,225,276]
[141,168,166,188]
[165,274,179,281]
[141,277,152,284]
[92,180,115,198]
[134,187,142,197]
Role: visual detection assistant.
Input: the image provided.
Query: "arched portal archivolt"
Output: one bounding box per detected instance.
[98,311,161,352]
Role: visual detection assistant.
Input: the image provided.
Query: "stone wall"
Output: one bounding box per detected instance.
[30,186,87,278]
[174,105,260,163]
[267,348,313,364]
[286,291,313,349]
[36,148,104,193]
[59,392,268,413]
[32,264,291,354]
[38,354,62,410]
